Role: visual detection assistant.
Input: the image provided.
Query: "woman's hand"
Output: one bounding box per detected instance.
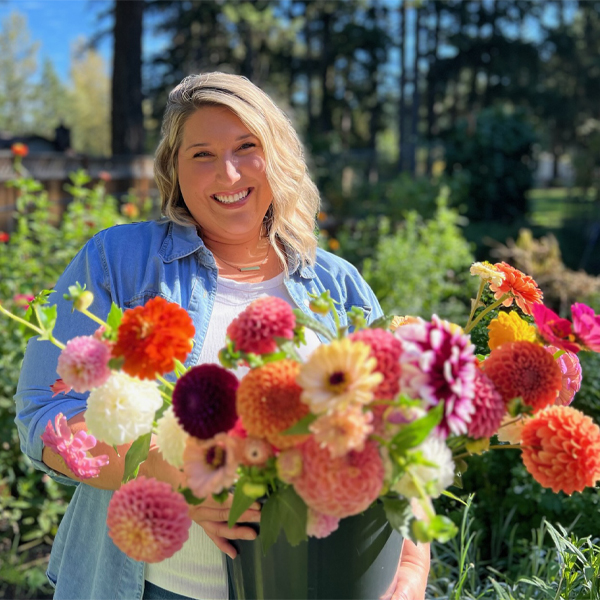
[188,495,262,559]
[388,538,430,600]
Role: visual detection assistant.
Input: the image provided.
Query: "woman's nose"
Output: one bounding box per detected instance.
[217,155,241,184]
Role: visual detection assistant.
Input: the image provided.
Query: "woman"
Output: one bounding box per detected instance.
[15,73,429,600]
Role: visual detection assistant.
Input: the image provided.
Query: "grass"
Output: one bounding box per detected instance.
[527,188,600,229]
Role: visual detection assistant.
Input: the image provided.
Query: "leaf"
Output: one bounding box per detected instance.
[370,315,394,330]
[35,305,57,341]
[282,413,317,435]
[278,486,307,547]
[106,303,123,333]
[260,493,282,555]
[173,359,189,378]
[227,477,256,528]
[122,432,151,483]
[181,487,204,505]
[390,403,444,453]
[292,309,334,341]
[382,497,414,539]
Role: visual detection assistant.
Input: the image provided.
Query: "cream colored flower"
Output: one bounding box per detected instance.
[496,413,530,444]
[156,406,189,468]
[85,372,162,445]
[310,407,373,458]
[297,339,383,414]
[470,261,505,287]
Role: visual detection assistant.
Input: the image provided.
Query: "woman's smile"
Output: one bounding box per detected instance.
[212,187,253,206]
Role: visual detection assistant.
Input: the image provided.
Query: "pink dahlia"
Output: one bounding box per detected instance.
[532,304,581,354]
[396,315,477,437]
[293,438,383,518]
[309,407,373,458]
[226,296,295,354]
[107,477,191,563]
[56,335,111,393]
[183,433,239,498]
[306,508,340,538]
[545,345,582,406]
[41,413,109,479]
[467,370,506,439]
[348,328,402,399]
[572,303,600,352]
[172,364,238,440]
[276,448,303,483]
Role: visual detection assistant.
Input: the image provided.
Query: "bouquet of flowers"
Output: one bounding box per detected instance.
[3,261,600,566]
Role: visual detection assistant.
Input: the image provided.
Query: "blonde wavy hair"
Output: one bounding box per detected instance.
[154,72,320,271]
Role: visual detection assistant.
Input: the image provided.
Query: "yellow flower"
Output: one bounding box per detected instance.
[470,261,505,287]
[487,311,537,350]
[297,339,383,414]
[389,315,420,332]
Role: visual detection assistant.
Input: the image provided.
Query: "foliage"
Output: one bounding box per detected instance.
[443,107,537,223]
[0,169,149,599]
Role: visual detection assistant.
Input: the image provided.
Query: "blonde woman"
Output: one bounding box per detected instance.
[15,73,429,600]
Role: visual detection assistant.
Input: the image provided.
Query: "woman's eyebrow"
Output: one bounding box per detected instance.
[184,133,256,152]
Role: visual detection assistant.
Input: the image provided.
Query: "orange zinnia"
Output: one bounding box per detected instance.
[236,360,309,449]
[482,341,562,412]
[488,262,543,316]
[521,406,600,495]
[113,297,194,380]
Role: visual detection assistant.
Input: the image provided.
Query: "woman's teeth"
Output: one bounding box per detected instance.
[214,189,250,204]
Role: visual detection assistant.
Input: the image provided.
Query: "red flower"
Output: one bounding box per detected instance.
[11,142,28,157]
[227,296,295,354]
[482,341,562,412]
[521,406,600,495]
[489,262,543,316]
[532,304,580,353]
[467,369,506,439]
[571,303,600,352]
[113,297,195,379]
[0,232,9,243]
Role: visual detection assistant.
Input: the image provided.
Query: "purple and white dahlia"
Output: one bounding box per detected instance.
[395,316,477,436]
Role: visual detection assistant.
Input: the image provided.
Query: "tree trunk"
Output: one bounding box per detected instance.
[426,2,440,175]
[408,5,421,176]
[111,0,144,156]
[398,1,407,171]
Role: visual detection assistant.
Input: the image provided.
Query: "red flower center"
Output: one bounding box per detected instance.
[205,445,226,470]
[329,371,346,387]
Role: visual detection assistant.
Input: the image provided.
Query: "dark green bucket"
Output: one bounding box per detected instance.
[226,502,402,599]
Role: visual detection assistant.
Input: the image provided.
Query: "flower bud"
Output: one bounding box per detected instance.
[309,297,330,316]
[74,291,94,312]
[242,482,267,499]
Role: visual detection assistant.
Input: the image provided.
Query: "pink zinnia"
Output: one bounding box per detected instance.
[293,438,383,518]
[572,303,600,352]
[532,304,581,353]
[348,328,402,399]
[41,413,109,479]
[396,315,477,437]
[306,508,340,538]
[238,436,272,466]
[226,296,295,354]
[107,477,191,562]
[545,345,582,406]
[56,336,111,393]
[467,370,506,439]
[183,433,239,498]
[13,294,34,309]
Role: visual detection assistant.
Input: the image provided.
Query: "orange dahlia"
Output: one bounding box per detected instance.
[236,360,309,449]
[482,341,562,412]
[521,406,600,495]
[488,262,543,316]
[113,297,194,380]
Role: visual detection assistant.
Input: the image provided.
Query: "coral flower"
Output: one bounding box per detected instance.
[482,341,562,412]
[57,335,112,393]
[41,413,109,479]
[297,338,383,415]
[307,509,340,538]
[532,304,581,353]
[172,364,238,440]
[348,328,402,399]
[50,378,73,397]
[276,448,303,483]
[545,345,582,407]
[467,369,506,439]
[113,297,194,380]
[496,413,530,444]
[226,296,295,355]
[237,360,309,449]
[488,262,543,316]
[0,231,9,243]
[571,303,600,352]
[293,438,383,518]
[183,434,239,498]
[107,477,192,563]
[11,142,28,157]
[238,436,273,466]
[521,406,600,495]
[487,311,538,351]
[310,406,373,458]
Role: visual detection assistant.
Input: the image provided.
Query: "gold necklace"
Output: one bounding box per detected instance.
[214,244,271,272]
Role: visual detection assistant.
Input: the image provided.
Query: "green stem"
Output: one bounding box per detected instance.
[0,303,66,350]
[159,389,172,403]
[81,307,109,330]
[453,443,523,461]
[464,293,511,334]
[156,374,175,391]
[464,279,486,332]
[408,471,436,521]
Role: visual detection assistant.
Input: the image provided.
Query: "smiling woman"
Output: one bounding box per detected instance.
[14,72,430,600]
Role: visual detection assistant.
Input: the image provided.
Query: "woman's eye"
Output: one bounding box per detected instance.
[238,142,256,151]
[193,151,211,158]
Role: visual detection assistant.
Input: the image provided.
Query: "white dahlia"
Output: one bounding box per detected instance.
[156,406,189,468]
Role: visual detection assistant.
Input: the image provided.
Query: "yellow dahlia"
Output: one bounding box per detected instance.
[487,311,538,351]
[297,339,383,415]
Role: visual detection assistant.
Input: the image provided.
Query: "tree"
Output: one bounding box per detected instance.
[31,58,70,140]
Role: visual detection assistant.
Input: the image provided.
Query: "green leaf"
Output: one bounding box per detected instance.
[390,403,444,453]
[278,486,307,547]
[35,305,57,341]
[260,493,282,555]
[106,303,123,333]
[282,413,318,435]
[412,514,458,544]
[212,489,229,504]
[227,477,257,528]
[122,432,152,483]
[370,314,394,330]
[276,340,301,362]
[292,309,334,341]
[382,497,414,539]
[181,487,204,505]
[173,359,189,378]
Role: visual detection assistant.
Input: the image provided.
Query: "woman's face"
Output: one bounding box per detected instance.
[177,106,273,245]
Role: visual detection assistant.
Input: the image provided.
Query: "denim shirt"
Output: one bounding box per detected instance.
[14,220,383,600]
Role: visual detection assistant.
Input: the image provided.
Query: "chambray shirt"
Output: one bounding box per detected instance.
[14,220,383,600]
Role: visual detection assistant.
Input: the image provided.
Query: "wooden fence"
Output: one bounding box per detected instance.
[0,152,158,232]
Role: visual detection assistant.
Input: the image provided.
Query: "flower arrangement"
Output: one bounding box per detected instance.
[2,262,600,564]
